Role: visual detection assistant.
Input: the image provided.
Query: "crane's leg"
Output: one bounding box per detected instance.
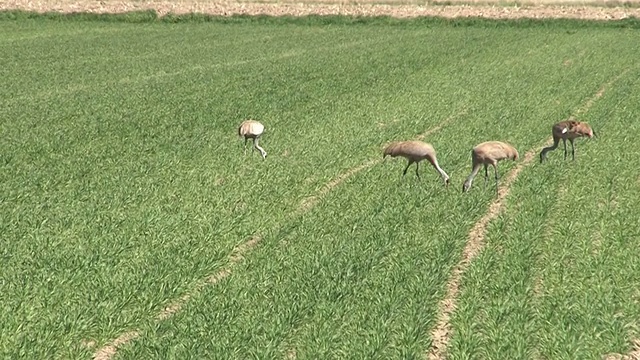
[244,137,248,156]
[562,138,568,160]
[570,139,575,160]
[415,162,421,180]
[540,136,560,163]
[493,164,500,194]
[402,160,414,177]
[483,164,489,189]
[254,138,267,160]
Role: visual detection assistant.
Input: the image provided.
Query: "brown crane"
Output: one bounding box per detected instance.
[383,140,450,187]
[540,120,594,163]
[462,141,519,193]
[238,119,267,160]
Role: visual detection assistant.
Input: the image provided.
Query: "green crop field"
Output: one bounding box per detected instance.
[1,11,639,359]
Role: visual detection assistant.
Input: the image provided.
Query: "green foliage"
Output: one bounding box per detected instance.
[1,16,639,359]
[2,9,640,28]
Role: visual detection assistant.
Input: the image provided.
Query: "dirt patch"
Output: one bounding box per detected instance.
[3,0,640,19]
[93,331,141,360]
[603,339,640,360]
[81,339,97,349]
[298,159,379,212]
[229,234,263,263]
[532,275,544,296]
[155,267,233,320]
[416,109,467,141]
[285,348,298,360]
[591,229,603,255]
[157,293,193,321]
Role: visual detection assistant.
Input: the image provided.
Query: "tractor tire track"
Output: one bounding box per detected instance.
[92,235,259,360]
[604,339,640,360]
[426,69,629,360]
[283,109,466,359]
[298,109,465,214]
[91,110,464,360]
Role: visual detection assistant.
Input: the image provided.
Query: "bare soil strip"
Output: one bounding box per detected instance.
[426,70,627,360]
[277,112,462,358]
[427,143,546,360]
[285,348,298,360]
[604,339,640,360]
[92,111,461,359]
[93,331,141,360]
[298,159,380,212]
[416,109,467,141]
[92,236,258,360]
[3,0,640,20]
[299,110,463,213]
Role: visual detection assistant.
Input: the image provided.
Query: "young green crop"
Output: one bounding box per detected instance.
[1,14,639,359]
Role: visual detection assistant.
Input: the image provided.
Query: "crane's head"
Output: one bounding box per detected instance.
[382,142,400,160]
[462,179,472,193]
[574,122,594,138]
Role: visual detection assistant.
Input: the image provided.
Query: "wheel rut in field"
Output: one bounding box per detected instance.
[298,109,465,213]
[91,110,464,359]
[283,109,466,358]
[92,235,260,360]
[604,339,640,360]
[426,69,629,360]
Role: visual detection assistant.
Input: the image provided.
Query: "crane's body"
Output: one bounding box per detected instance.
[463,141,519,193]
[540,120,594,163]
[238,119,267,160]
[383,140,450,186]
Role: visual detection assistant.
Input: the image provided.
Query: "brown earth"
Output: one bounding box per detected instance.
[2,0,640,20]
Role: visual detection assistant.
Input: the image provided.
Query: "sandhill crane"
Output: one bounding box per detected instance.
[238,119,267,160]
[382,140,450,186]
[540,120,594,163]
[462,141,519,193]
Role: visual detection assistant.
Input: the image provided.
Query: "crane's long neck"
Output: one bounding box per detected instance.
[254,138,267,159]
[431,159,449,183]
[464,163,482,187]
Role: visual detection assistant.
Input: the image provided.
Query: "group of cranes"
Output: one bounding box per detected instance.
[238,119,595,193]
